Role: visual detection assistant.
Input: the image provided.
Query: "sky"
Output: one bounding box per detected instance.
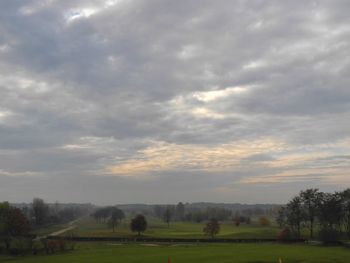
[0,0,350,205]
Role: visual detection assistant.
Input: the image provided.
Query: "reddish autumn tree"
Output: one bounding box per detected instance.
[8,207,31,235]
[0,202,30,250]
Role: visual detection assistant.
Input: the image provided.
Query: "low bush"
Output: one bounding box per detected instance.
[259,216,271,226]
[9,237,33,255]
[318,228,341,244]
[277,227,292,242]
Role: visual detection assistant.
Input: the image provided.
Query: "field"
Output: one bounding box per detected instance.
[2,242,350,263]
[2,218,349,262]
[71,217,281,239]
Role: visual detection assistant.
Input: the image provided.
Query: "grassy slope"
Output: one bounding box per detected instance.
[73,218,280,239]
[2,243,350,263]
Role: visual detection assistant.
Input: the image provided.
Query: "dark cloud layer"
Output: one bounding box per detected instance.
[0,0,349,204]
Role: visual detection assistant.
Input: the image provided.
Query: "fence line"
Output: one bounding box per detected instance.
[46,236,307,243]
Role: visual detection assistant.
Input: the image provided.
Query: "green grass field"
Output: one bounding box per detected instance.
[1,242,350,263]
[71,217,280,239]
[4,217,347,262]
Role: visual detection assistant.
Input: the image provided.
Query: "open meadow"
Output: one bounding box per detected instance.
[71,217,281,239]
[0,217,343,263]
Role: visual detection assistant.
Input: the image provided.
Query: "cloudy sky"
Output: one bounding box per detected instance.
[0,0,350,204]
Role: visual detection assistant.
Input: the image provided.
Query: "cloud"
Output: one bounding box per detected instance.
[108,138,285,176]
[0,0,349,203]
[0,169,42,177]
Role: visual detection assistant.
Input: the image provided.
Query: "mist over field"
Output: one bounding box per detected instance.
[0,0,350,205]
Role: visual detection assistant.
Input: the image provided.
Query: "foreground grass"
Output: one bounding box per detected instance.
[1,242,350,263]
[73,217,280,239]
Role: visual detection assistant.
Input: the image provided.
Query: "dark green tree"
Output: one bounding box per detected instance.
[109,207,125,232]
[108,207,121,232]
[203,218,220,238]
[130,214,147,236]
[286,196,305,237]
[317,192,343,230]
[341,189,350,237]
[300,189,320,238]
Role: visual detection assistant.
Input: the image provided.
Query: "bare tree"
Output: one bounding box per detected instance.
[163,206,173,227]
[32,198,49,226]
[176,202,185,221]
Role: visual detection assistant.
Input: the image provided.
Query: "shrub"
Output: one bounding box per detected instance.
[39,238,71,254]
[319,228,341,244]
[65,231,77,250]
[56,238,67,251]
[203,218,220,238]
[68,240,76,251]
[40,238,48,254]
[47,239,58,254]
[259,216,271,226]
[31,240,41,255]
[9,237,32,255]
[277,227,292,242]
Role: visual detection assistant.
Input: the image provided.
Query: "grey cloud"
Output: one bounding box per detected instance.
[0,0,349,203]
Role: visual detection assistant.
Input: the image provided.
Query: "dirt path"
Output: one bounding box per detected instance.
[48,218,79,236]
[48,225,76,236]
[34,219,79,241]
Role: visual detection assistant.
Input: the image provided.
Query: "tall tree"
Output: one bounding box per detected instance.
[176,202,185,221]
[341,189,350,237]
[116,208,125,223]
[286,196,305,237]
[0,202,30,250]
[276,207,286,228]
[153,205,164,219]
[32,198,49,226]
[109,208,119,232]
[130,214,147,236]
[300,189,320,238]
[163,206,173,227]
[317,192,344,230]
[108,207,125,232]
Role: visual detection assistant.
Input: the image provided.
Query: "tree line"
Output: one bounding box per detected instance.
[92,206,125,232]
[92,207,147,236]
[152,202,272,225]
[277,188,350,242]
[22,198,92,227]
[0,198,91,254]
